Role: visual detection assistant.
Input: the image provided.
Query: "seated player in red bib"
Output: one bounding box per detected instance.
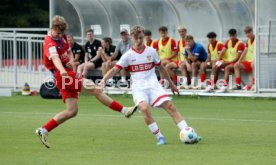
[233,26,255,91]
[35,16,137,148]
[166,25,187,84]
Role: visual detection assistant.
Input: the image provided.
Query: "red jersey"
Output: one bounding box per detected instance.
[43,33,70,70]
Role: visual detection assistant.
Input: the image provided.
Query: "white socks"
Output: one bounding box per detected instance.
[191,77,197,87]
[121,107,126,114]
[148,121,188,139]
[177,120,188,130]
[121,77,126,82]
[148,122,164,139]
[181,76,188,86]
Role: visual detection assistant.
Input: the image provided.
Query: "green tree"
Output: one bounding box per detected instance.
[0,0,49,27]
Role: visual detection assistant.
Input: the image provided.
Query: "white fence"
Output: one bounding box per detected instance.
[1,27,276,96]
[0,28,51,89]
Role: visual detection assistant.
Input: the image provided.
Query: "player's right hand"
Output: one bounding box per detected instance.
[60,69,68,77]
[171,84,180,95]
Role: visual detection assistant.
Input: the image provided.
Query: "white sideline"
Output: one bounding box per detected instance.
[0,111,275,123]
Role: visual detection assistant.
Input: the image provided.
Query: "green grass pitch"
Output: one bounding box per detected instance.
[0,95,275,165]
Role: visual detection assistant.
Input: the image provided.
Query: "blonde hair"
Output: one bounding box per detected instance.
[51,15,68,32]
[130,25,145,37]
[177,25,187,32]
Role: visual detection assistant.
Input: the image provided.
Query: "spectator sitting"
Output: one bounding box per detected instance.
[144,29,154,47]
[67,34,85,72]
[108,29,132,87]
[98,37,117,84]
[77,29,102,78]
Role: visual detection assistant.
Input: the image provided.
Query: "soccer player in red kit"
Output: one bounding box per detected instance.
[35,16,137,148]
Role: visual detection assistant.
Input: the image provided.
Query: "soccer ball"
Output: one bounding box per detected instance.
[179,127,198,144]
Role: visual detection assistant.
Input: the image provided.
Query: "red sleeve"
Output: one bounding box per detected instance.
[153,41,159,51]
[171,39,177,51]
[217,43,224,51]
[207,44,210,53]
[177,40,180,52]
[44,37,58,60]
[224,40,229,49]
[237,42,245,52]
[115,64,123,70]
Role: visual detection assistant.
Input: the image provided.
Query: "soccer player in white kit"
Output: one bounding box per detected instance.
[100,26,201,145]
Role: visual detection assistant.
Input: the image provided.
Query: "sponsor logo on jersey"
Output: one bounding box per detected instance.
[128,62,155,72]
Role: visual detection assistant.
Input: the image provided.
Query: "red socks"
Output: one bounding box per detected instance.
[236,77,241,85]
[252,78,255,85]
[223,80,229,86]
[43,119,58,132]
[200,74,206,83]
[109,101,123,112]
[173,75,177,83]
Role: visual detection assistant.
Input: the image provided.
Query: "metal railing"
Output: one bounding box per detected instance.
[0,28,51,89]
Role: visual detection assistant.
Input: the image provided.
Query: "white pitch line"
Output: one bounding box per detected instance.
[0,111,275,123]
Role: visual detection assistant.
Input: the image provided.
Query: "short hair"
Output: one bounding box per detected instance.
[159,26,168,32]
[51,15,68,32]
[102,37,112,45]
[67,34,74,39]
[86,29,94,34]
[177,25,187,32]
[185,35,194,41]
[207,32,217,39]
[229,28,237,36]
[145,29,152,36]
[244,26,253,33]
[130,25,145,37]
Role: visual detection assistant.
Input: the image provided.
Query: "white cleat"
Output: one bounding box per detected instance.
[35,128,50,148]
[216,86,228,93]
[180,85,191,90]
[124,105,138,118]
[193,84,206,90]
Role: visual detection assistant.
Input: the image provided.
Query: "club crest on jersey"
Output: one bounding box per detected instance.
[147,55,151,62]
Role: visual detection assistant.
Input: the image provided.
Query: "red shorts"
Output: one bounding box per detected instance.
[54,68,82,103]
[241,61,253,73]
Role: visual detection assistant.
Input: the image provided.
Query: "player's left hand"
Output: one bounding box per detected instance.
[66,62,73,70]
[171,84,180,95]
[98,79,105,89]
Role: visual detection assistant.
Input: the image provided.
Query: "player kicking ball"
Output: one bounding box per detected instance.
[35,16,137,148]
[100,25,201,145]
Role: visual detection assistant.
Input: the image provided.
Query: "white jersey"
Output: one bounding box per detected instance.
[115,46,161,90]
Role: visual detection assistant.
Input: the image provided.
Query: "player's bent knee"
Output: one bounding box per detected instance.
[234,63,240,69]
[67,108,78,118]
[91,88,103,96]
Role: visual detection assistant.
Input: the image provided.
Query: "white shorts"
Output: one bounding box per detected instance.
[132,85,171,108]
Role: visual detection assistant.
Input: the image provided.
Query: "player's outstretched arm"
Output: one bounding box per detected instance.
[158,63,179,95]
[100,67,120,86]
